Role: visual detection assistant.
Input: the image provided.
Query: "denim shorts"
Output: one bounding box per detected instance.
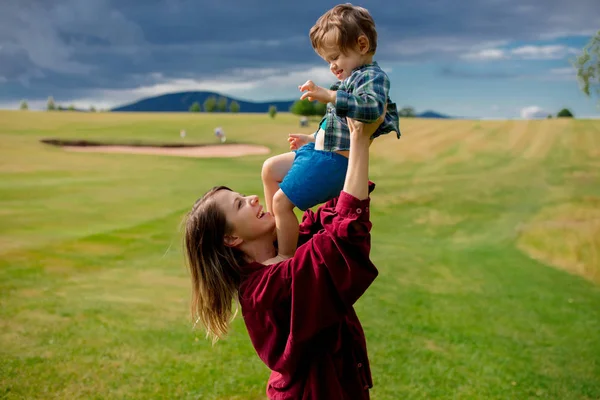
[279,142,349,211]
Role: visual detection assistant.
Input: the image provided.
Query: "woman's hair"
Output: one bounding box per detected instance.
[309,3,377,56]
[183,186,247,343]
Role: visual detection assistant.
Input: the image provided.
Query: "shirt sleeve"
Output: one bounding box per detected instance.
[298,182,376,246]
[283,190,378,344]
[335,70,389,123]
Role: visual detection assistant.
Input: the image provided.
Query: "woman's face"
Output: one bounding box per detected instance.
[212,189,275,243]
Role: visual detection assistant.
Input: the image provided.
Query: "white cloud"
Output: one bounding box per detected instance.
[33,65,335,110]
[511,45,578,59]
[462,49,507,60]
[387,37,509,58]
[462,44,580,61]
[520,106,549,119]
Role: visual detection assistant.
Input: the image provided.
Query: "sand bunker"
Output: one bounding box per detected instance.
[62,144,270,158]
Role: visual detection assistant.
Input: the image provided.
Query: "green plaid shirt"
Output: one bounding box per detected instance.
[316,61,400,151]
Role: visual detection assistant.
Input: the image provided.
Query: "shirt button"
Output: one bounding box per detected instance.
[365,207,369,212]
[357,363,362,368]
[356,208,362,214]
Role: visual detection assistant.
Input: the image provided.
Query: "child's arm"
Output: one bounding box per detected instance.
[334,71,389,123]
[298,72,389,123]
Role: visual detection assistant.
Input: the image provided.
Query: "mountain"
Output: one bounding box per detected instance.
[111,91,294,113]
[416,110,452,119]
[111,91,455,118]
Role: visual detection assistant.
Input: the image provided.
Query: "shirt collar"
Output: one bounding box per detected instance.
[351,61,378,74]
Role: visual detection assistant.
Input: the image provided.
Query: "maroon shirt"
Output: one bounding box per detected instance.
[238,185,378,399]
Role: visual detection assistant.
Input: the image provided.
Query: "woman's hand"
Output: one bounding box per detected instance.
[346,108,387,139]
[343,108,386,200]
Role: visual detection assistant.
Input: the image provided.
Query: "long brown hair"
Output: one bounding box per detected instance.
[183,186,247,343]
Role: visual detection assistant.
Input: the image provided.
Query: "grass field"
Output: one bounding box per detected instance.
[1,110,599,399]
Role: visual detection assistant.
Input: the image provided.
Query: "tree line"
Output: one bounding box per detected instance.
[189,96,240,113]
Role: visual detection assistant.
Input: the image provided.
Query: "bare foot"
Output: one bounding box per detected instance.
[263,254,291,265]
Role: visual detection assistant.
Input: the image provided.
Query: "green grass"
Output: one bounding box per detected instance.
[1,110,599,399]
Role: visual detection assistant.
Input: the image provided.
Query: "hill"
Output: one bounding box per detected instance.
[111,91,454,118]
[111,91,294,113]
[417,110,452,119]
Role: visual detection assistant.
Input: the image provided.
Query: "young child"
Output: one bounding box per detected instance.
[261,3,400,264]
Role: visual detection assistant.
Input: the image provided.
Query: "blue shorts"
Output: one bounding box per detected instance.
[279,142,349,211]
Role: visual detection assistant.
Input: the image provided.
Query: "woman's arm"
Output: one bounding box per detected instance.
[342,117,372,200]
[296,114,381,245]
[281,116,384,343]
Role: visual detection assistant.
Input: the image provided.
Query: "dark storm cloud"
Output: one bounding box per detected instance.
[0,0,598,104]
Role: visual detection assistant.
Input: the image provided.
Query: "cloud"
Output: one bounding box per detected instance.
[33,66,336,110]
[520,106,549,119]
[510,45,578,60]
[440,67,517,79]
[462,49,507,61]
[463,45,580,61]
[1,0,599,106]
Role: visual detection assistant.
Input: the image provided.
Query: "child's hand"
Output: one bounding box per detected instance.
[288,133,312,150]
[299,80,335,104]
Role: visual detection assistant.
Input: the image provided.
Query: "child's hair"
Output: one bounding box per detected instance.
[310,3,377,56]
[183,186,246,343]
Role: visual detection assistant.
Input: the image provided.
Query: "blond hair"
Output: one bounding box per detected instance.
[309,3,377,56]
[183,186,246,343]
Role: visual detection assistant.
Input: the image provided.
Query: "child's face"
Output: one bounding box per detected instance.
[319,40,367,81]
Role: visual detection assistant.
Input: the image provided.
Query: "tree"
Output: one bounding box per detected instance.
[557,108,574,118]
[47,96,56,111]
[573,30,600,106]
[399,106,416,118]
[89,106,96,112]
[204,96,217,112]
[68,104,75,111]
[20,100,28,110]
[547,114,553,119]
[229,100,240,113]
[217,96,228,112]
[290,99,316,116]
[314,102,327,116]
[268,105,277,118]
[189,102,201,112]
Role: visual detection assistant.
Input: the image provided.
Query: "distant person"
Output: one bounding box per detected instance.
[261,3,400,264]
[184,115,383,399]
[214,126,226,143]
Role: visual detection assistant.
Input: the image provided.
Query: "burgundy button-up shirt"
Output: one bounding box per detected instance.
[238,185,378,399]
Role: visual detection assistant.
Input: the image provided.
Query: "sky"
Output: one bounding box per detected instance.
[1,0,599,119]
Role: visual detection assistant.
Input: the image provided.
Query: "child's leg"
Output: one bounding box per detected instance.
[273,189,298,258]
[261,152,295,214]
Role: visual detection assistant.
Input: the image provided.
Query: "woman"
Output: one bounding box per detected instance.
[184,115,383,399]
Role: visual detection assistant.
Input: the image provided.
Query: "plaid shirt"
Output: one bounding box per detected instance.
[316,61,400,151]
